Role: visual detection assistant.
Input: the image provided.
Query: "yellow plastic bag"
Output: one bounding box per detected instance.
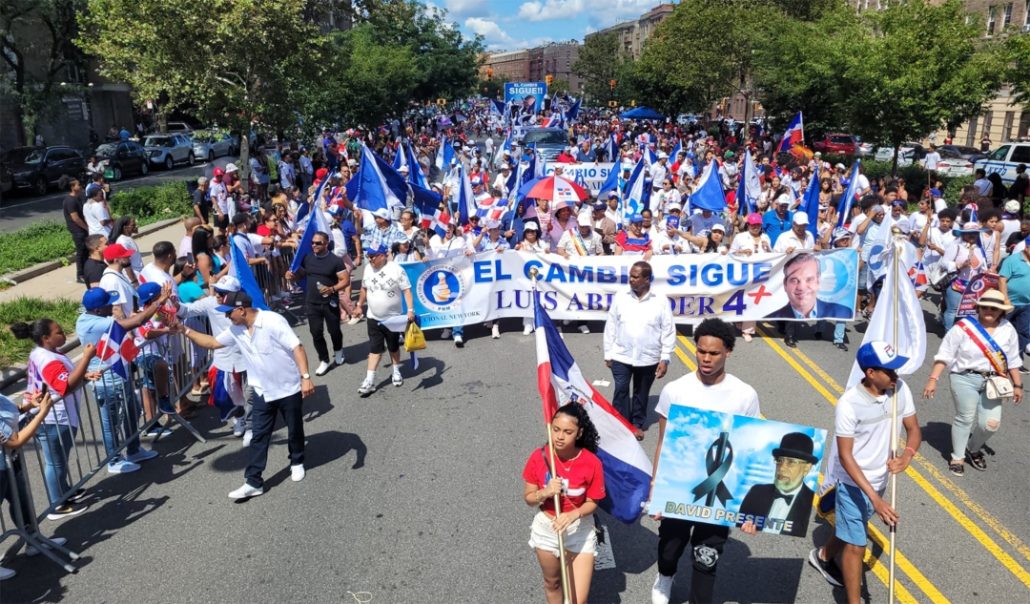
[404,322,426,352]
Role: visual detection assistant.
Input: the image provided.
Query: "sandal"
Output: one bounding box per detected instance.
[948,460,965,476]
[966,449,988,471]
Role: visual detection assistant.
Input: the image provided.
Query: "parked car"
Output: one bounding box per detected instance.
[974,142,1030,186]
[164,121,194,135]
[938,144,988,164]
[522,127,569,163]
[191,130,237,162]
[932,147,974,177]
[854,136,874,156]
[0,162,12,196]
[94,140,150,180]
[874,142,926,166]
[144,134,195,170]
[812,133,860,156]
[4,146,85,195]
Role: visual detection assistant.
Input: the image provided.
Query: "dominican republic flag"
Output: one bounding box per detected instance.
[534,297,652,523]
[776,111,804,154]
[540,113,564,129]
[689,159,727,213]
[476,196,510,222]
[421,206,452,238]
[836,160,861,228]
[604,134,619,162]
[96,322,139,380]
[735,147,762,215]
[801,165,821,240]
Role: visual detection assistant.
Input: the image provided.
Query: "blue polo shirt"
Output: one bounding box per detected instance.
[762,209,794,246]
[1000,252,1030,305]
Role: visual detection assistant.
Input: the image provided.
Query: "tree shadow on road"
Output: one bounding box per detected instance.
[262,430,367,492]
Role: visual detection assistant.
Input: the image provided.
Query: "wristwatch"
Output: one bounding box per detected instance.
[301,373,311,380]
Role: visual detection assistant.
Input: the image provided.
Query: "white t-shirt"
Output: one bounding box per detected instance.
[363,261,411,321]
[831,381,915,492]
[655,372,761,419]
[729,232,771,254]
[84,199,111,236]
[116,234,144,275]
[215,310,300,401]
[99,268,136,318]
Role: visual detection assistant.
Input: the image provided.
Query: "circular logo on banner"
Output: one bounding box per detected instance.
[818,254,857,307]
[417,266,464,312]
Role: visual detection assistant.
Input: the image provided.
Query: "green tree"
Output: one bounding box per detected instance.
[842,0,1005,172]
[78,0,325,182]
[1004,32,1030,107]
[478,76,503,99]
[573,32,624,104]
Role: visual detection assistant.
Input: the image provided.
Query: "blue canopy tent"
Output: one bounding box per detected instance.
[620,106,665,120]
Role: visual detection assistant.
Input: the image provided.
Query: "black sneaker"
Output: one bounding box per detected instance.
[808,548,844,588]
[835,342,848,351]
[948,460,965,476]
[966,449,988,471]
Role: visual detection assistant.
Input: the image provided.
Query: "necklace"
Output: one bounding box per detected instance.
[555,449,581,473]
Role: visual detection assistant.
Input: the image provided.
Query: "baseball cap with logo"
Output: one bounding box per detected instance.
[102,243,134,262]
[215,291,253,313]
[856,341,908,370]
[82,287,119,310]
[366,244,389,257]
[137,282,163,306]
[629,213,644,224]
[213,275,242,294]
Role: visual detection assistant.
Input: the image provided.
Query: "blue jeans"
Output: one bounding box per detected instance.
[35,422,77,504]
[943,287,963,331]
[948,372,1003,461]
[452,325,463,337]
[97,383,141,462]
[1008,304,1030,362]
[832,321,846,344]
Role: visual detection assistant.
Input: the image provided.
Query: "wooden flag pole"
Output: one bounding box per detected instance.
[888,228,902,604]
[531,268,573,604]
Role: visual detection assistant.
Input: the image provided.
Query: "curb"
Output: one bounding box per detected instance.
[1,217,182,284]
[1,337,81,392]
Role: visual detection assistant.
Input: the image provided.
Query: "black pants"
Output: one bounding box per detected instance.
[71,230,88,280]
[657,518,729,604]
[244,391,305,489]
[306,302,342,363]
[1,452,35,528]
[610,360,657,429]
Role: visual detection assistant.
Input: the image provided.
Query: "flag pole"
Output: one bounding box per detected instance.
[530,267,573,604]
[888,226,902,604]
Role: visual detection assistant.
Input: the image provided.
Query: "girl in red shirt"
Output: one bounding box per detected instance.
[522,403,606,604]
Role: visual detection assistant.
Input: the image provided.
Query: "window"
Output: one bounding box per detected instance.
[1011,145,1030,163]
[1004,2,1013,27]
[966,115,980,147]
[989,145,1010,160]
[988,6,997,34]
[1004,110,1016,141]
[1025,0,1030,26]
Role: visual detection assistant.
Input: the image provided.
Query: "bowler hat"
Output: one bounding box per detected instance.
[772,432,817,464]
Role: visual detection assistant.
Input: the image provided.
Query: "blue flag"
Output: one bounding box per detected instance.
[435,136,455,171]
[597,161,620,199]
[405,141,427,189]
[735,148,762,216]
[455,163,476,226]
[802,166,821,241]
[230,235,269,310]
[836,160,861,228]
[689,160,727,212]
[345,144,408,213]
[605,134,619,162]
[566,96,582,121]
[288,198,331,290]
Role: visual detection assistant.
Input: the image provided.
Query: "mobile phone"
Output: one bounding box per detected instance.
[186,252,195,265]
[39,383,49,398]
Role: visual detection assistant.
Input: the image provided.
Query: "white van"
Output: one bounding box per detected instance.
[974,142,1030,185]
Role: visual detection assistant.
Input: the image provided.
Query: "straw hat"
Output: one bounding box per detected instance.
[976,289,1013,312]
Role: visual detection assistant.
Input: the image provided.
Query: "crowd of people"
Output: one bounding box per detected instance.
[5,100,1029,601]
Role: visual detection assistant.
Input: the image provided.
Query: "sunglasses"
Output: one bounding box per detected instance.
[312,240,327,246]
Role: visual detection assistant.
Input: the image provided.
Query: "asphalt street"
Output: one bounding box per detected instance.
[1,290,1028,603]
[0,157,237,234]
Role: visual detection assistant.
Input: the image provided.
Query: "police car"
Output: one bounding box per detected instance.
[974,142,1030,185]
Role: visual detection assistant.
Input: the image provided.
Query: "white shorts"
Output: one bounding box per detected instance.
[528,510,597,558]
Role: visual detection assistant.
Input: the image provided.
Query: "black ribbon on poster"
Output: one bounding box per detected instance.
[691,431,734,506]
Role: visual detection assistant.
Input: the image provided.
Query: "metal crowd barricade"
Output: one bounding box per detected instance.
[0,327,211,571]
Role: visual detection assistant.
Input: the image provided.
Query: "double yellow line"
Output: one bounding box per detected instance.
[754,325,1030,595]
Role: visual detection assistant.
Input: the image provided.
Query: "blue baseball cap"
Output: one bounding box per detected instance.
[137,282,162,306]
[856,341,908,371]
[629,213,644,224]
[366,244,388,257]
[82,287,119,310]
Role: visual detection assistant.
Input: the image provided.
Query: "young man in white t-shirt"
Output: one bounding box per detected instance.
[355,245,415,395]
[649,318,761,604]
[809,341,921,603]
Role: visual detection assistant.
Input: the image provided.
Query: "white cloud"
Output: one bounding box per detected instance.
[464,17,514,45]
[445,0,489,16]
[517,0,659,24]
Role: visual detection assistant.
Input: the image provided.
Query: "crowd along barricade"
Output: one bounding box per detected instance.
[0,327,211,571]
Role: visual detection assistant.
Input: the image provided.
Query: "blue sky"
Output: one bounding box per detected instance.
[424,0,673,51]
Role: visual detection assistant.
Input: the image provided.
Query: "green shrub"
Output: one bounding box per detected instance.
[109,181,192,225]
[0,297,80,367]
[0,222,75,274]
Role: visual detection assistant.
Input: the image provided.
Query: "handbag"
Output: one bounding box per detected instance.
[929,267,958,292]
[985,374,1014,400]
[404,322,426,352]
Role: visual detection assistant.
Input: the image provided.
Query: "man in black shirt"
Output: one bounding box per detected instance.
[83,234,108,289]
[285,231,347,376]
[193,176,212,224]
[62,178,89,283]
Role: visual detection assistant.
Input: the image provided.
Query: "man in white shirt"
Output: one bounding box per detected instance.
[557,212,605,258]
[179,291,315,499]
[603,261,675,440]
[809,341,921,603]
[355,245,415,395]
[99,243,138,319]
[773,212,816,254]
[649,318,761,604]
[922,144,941,173]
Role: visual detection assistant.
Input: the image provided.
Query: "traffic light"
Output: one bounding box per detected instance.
[486,67,494,79]
[609,79,616,90]
[545,74,554,86]
[608,101,618,108]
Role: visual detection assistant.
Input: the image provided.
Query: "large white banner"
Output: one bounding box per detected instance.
[400,250,859,329]
[544,162,616,196]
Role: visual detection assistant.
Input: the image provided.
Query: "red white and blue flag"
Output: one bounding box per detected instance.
[534,296,652,523]
[422,207,452,238]
[96,321,139,380]
[776,111,804,154]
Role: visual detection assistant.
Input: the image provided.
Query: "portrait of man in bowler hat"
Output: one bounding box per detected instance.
[738,432,819,537]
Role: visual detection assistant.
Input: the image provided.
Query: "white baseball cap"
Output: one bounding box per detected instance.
[792,212,810,225]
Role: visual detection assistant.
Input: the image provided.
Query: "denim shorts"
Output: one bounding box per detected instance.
[835,482,883,546]
[136,353,163,391]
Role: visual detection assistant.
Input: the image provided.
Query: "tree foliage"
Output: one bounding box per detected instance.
[1005,32,1030,107]
[573,32,624,104]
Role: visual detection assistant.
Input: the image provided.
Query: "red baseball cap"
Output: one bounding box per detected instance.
[315,167,329,180]
[213,167,224,177]
[102,243,134,262]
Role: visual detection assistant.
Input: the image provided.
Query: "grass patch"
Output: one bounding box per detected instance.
[0,181,192,276]
[0,297,81,367]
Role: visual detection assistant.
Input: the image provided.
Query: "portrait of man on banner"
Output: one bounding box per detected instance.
[765,253,854,320]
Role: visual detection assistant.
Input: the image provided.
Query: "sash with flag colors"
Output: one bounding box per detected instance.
[534,296,651,523]
[96,321,139,380]
[776,112,804,154]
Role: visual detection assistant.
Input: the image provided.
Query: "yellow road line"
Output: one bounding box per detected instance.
[783,340,1030,565]
[757,327,1030,590]
[756,329,951,601]
[673,344,696,371]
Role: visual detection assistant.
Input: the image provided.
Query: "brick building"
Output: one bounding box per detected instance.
[586,4,675,60]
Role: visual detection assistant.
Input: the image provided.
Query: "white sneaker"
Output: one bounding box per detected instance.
[232,418,245,437]
[454,335,464,347]
[358,378,376,395]
[441,328,452,340]
[25,536,67,557]
[228,483,263,499]
[578,324,590,334]
[291,464,305,482]
[392,370,403,387]
[242,430,253,447]
[0,566,14,581]
[334,350,345,365]
[107,459,141,474]
[315,361,331,376]
[347,316,361,326]
[491,324,500,339]
[523,324,533,335]
[651,573,673,604]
